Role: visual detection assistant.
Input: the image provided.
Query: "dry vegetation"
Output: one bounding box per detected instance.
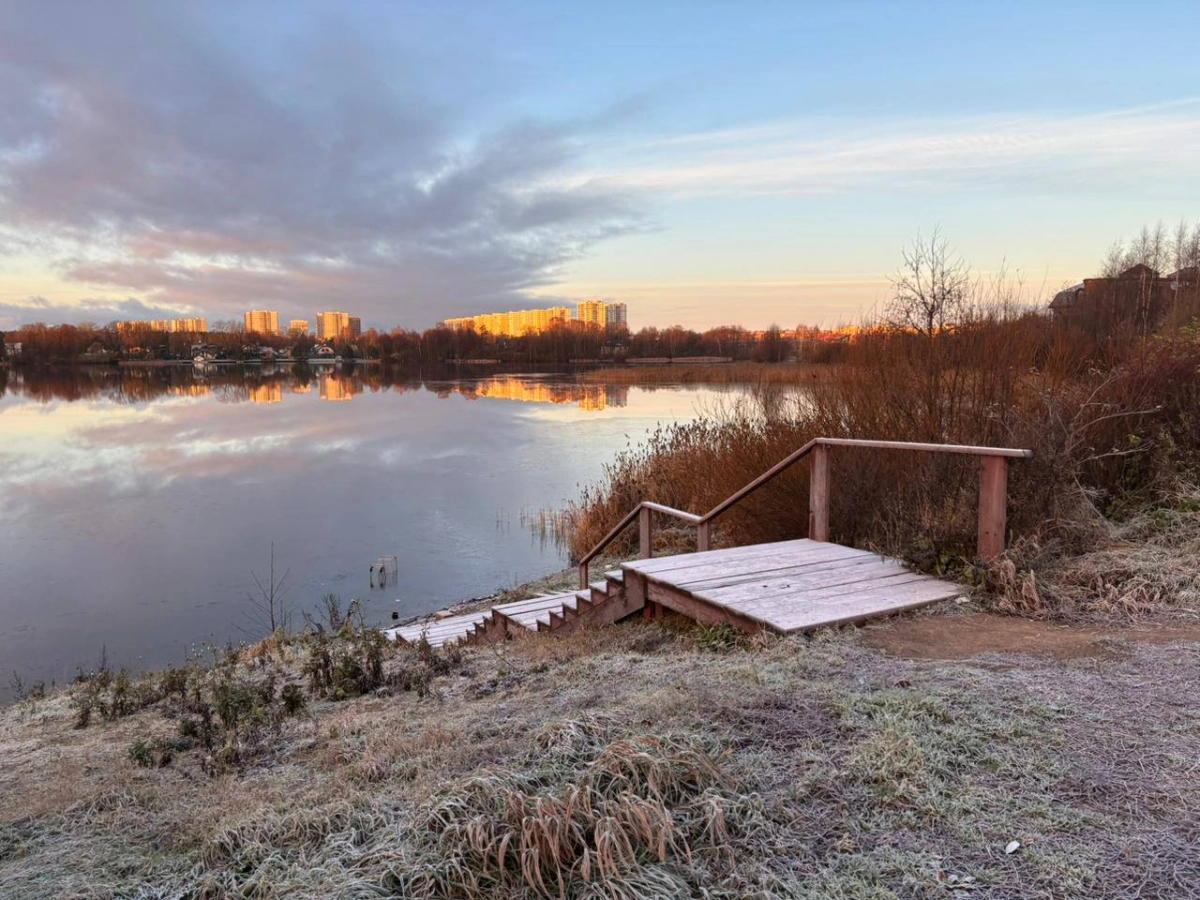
[562,238,1200,621]
[577,362,832,387]
[3,608,1199,899]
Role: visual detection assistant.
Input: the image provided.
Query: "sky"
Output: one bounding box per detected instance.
[1,0,1199,332]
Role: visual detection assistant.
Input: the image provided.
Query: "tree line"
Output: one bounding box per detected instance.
[0,319,835,366]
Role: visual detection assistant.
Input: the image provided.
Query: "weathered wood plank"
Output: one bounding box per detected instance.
[668,553,885,591]
[977,455,1008,560]
[809,443,830,541]
[627,541,862,579]
[754,580,961,632]
[685,559,912,602]
[722,571,934,616]
[493,593,579,615]
[645,580,766,633]
[636,547,872,588]
[623,538,819,574]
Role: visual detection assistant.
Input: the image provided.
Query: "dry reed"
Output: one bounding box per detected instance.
[564,311,1200,619]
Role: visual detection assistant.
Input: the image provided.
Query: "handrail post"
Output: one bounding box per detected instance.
[638,505,653,559]
[809,444,830,542]
[697,521,711,552]
[578,562,589,590]
[977,456,1008,561]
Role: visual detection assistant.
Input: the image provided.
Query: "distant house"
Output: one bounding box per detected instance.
[1049,264,1187,332]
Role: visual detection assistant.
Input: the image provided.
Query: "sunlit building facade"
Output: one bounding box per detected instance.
[287,319,310,336]
[577,300,606,328]
[442,306,572,337]
[117,318,209,334]
[316,314,350,340]
[244,310,279,335]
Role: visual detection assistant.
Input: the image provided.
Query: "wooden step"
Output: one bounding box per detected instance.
[386,610,492,648]
[493,591,581,632]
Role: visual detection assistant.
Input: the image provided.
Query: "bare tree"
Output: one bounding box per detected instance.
[885,229,972,338]
[246,543,292,636]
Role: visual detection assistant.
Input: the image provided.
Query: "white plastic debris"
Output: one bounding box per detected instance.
[1005,840,1021,855]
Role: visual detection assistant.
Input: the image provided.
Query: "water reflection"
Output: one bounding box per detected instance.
[1,365,630,410]
[0,366,722,702]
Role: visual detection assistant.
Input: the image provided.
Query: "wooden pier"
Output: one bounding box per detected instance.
[387,438,1029,650]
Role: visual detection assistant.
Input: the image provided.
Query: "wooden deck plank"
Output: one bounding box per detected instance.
[669,554,887,592]
[751,580,961,632]
[622,538,820,574]
[692,562,919,607]
[722,572,934,616]
[688,562,915,605]
[629,542,866,581]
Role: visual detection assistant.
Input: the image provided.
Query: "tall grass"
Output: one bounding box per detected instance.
[578,361,834,386]
[565,308,1200,616]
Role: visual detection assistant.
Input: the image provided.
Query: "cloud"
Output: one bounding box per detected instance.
[0,295,200,330]
[596,100,1200,198]
[0,4,643,327]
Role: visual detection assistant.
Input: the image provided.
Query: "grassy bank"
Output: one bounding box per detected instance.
[562,314,1200,620]
[3,602,1199,898]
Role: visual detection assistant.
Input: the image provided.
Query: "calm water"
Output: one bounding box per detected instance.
[0,365,735,699]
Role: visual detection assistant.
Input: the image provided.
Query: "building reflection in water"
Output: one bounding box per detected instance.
[2,367,630,411]
[318,372,361,402]
[248,382,283,405]
[465,377,628,410]
[167,383,212,398]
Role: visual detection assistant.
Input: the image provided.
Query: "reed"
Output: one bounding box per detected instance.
[578,361,835,386]
[565,310,1200,617]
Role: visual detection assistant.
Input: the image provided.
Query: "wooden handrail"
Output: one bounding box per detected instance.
[577,500,702,589]
[577,437,1032,588]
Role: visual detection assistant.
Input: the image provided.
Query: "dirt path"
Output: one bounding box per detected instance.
[861,609,1200,661]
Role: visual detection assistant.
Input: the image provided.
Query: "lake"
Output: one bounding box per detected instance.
[0,364,737,699]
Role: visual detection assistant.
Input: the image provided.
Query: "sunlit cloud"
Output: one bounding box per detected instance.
[0,4,644,328]
[594,100,1200,198]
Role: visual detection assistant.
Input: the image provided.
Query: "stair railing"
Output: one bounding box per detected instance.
[577,437,1032,588]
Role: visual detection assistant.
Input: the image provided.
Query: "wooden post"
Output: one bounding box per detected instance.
[697,521,711,552]
[977,456,1008,561]
[638,505,653,559]
[809,444,830,542]
[578,562,589,590]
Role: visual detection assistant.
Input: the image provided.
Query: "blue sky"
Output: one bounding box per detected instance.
[1,0,1198,330]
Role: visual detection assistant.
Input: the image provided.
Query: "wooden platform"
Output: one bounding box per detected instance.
[386,540,963,650]
[621,539,961,634]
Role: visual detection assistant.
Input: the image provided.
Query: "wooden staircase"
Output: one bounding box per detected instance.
[385,569,637,649]
[386,439,1031,648]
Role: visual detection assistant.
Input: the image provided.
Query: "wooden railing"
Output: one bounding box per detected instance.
[577,437,1033,588]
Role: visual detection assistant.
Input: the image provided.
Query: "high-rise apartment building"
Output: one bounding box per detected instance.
[348,317,362,339]
[244,310,279,335]
[442,306,571,337]
[287,319,310,337]
[171,318,209,333]
[316,311,351,341]
[604,302,628,332]
[577,300,606,329]
[117,318,208,334]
